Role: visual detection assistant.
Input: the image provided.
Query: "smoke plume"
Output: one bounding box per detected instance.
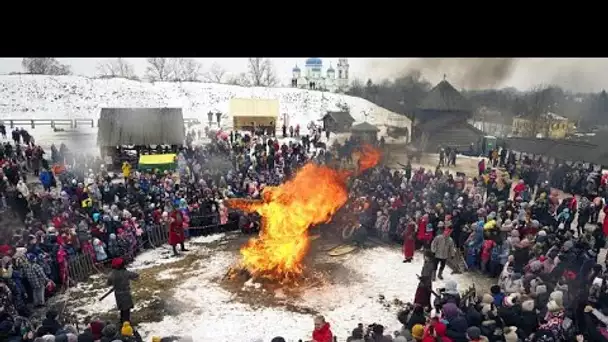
[365,58,519,89]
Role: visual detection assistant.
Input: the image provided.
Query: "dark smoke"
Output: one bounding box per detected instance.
[365,58,519,89]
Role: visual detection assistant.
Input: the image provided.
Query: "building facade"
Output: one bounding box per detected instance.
[291,58,349,92]
[511,112,575,139]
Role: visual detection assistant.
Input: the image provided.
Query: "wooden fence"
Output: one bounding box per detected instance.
[2,118,199,129]
[66,214,238,284]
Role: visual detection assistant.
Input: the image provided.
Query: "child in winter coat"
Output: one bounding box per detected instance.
[92,238,108,262]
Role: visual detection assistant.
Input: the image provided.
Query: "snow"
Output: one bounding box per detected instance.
[0,75,411,138]
[129,239,468,342]
[189,232,226,244]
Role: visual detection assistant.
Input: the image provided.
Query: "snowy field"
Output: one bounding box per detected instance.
[0,75,410,137]
[56,232,473,342]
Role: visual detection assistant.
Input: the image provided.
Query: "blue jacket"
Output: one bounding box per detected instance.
[39,171,52,187]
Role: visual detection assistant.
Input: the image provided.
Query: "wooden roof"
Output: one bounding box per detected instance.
[97,108,185,146]
[417,80,473,112]
[323,111,355,125]
[351,122,379,132]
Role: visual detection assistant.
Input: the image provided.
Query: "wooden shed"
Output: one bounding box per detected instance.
[230,98,279,132]
[97,108,185,147]
[322,111,355,133]
[351,122,379,143]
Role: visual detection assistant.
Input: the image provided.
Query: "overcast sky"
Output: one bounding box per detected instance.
[1,58,607,93]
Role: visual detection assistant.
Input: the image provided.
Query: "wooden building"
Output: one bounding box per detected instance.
[230,98,279,133]
[414,79,484,152]
[351,122,379,143]
[97,108,185,166]
[322,111,355,133]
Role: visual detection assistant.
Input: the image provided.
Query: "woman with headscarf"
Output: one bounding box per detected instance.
[169,209,188,256]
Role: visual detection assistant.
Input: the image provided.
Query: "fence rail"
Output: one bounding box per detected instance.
[2,117,200,129]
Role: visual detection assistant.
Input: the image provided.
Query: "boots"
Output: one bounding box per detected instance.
[180,242,189,252]
[172,245,179,257]
[437,271,444,280]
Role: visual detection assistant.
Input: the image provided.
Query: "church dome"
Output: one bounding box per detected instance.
[305,58,322,66]
[292,65,300,72]
[327,65,335,73]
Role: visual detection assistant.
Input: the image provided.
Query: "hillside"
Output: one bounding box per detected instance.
[0,75,409,133]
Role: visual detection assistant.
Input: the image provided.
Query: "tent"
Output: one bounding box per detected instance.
[138,154,177,172]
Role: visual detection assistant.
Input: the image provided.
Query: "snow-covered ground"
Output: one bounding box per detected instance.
[60,232,472,342]
[0,75,410,136]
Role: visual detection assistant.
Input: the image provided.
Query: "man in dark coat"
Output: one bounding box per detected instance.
[107,257,139,324]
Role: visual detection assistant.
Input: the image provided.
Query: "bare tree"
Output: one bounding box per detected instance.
[145,58,173,82]
[96,58,138,80]
[171,58,201,82]
[525,85,553,138]
[21,58,72,75]
[247,58,277,87]
[203,63,227,83]
[225,72,250,86]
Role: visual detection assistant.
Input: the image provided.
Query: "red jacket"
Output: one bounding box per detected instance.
[422,322,453,342]
[312,323,333,342]
[168,211,185,245]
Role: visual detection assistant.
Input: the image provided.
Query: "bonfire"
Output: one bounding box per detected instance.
[226,145,381,283]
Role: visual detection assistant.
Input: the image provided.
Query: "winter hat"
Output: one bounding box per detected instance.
[111,257,124,269]
[442,302,459,319]
[504,327,518,342]
[102,324,117,337]
[120,321,133,337]
[536,284,547,295]
[549,291,564,308]
[411,324,424,339]
[521,300,535,312]
[482,293,494,305]
[466,326,481,340]
[77,332,95,342]
[89,321,104,340]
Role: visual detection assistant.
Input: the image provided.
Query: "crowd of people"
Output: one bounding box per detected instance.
[0,122,377,341]
[300,145,608,342]
[3,119,608,341]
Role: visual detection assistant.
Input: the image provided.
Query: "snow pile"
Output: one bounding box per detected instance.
[0,75,409,134]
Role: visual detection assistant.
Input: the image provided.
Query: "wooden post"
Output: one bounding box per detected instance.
[31,120,35,129]
[51,120,55,129]
[91,119,94,128]
[9,120,13,129]
[74,120,78,128]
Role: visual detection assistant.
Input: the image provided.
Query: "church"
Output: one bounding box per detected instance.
[291,58,349,93]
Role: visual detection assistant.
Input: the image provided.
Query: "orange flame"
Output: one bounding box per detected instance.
[226,144,381,281]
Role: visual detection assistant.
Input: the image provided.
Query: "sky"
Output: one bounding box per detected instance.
[1,58,608,93]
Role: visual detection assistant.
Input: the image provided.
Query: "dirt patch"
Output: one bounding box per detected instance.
[217,240,362,315]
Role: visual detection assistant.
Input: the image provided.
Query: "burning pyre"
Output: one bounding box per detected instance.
[225,145,381,283]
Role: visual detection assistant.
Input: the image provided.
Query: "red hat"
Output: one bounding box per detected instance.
[111,257,124,269]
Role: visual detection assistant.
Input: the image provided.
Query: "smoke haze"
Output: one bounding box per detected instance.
[364,58,608,92]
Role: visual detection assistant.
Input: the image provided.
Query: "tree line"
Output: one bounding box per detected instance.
[347,72,608,132]
[17,58,278,87]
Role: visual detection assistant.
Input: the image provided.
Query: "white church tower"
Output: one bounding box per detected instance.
[336,58,349,90]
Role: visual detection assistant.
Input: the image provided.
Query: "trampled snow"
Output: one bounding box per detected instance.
[118,236,469,341]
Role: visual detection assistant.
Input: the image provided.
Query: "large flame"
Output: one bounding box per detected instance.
[226,144,381,281]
